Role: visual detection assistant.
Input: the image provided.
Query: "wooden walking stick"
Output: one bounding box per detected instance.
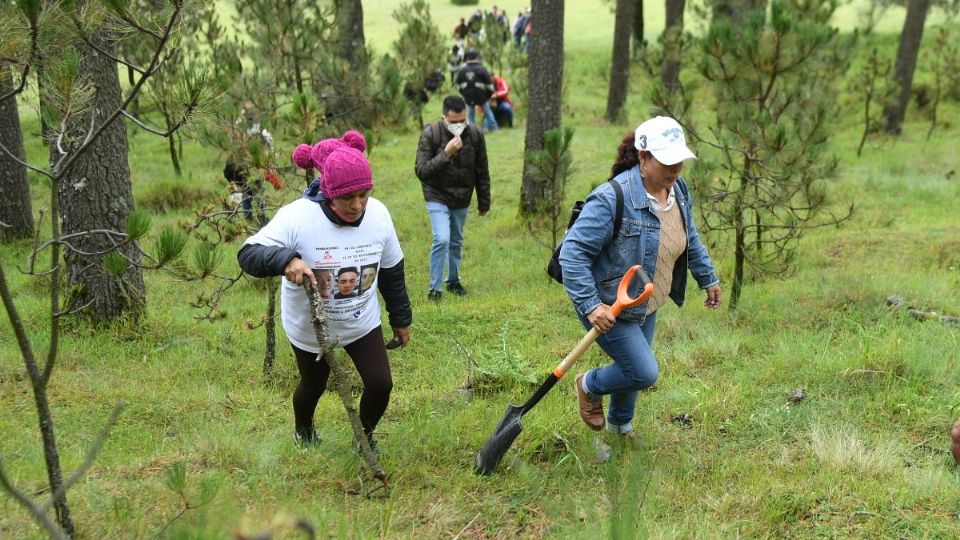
[301,281,387,483]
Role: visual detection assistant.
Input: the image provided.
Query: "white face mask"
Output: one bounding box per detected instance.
[446,122,466,137]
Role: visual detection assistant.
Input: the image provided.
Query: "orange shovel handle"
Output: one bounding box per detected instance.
[553,265,654,378]
[610,264,654,317]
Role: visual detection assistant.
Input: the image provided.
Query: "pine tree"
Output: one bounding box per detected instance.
[696,0,854,308]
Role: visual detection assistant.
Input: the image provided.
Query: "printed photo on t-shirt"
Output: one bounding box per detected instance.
[359,263,379,296]
[312,268,334,300]
[333,266,359,299]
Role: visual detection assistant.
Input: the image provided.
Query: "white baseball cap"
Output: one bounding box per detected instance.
[634,116,697,165]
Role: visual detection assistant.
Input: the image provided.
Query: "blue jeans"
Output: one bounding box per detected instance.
[467,101,498,132]
[492,101,513,128]
[579,311,658,432]
[427,201,469,291]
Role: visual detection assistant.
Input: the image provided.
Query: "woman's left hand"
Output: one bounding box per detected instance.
[704,285,722,309]
[390,326,410,348]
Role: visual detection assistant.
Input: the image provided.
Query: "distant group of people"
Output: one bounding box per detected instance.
[451,6,531,51]
[445,6,527,133]
[235,99,722,456]
[451,50,512,132]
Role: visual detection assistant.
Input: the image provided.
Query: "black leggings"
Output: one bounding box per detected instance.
[290,326,393,438]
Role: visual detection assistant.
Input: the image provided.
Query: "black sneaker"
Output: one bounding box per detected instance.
[293,430,320,451]
[427,290,443,302]
[355,435,380,456]
[446,281,468,296]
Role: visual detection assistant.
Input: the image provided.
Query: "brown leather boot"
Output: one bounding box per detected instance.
[575,372,604,431]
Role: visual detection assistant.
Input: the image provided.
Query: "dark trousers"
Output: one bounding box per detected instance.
[290,326,393,437]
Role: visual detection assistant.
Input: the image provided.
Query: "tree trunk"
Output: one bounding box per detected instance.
[0,67,34,242]
[520,0,565,215]
[883,0,931,134]
[605,0,636,122]
[336,0,367,68]
[661,0,685,94]
[632,0,645,56]
[55,31,145,322]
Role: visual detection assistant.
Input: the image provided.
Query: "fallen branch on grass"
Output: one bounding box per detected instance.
[886,295,959,325]
[301,281,387,485]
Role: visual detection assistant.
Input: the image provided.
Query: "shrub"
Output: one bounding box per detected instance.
[138,181,215,213]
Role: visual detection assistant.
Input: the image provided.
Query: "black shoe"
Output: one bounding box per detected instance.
[355,435,380,456]
[293,429,320,451]
[428,290,443,302]
[446,281,468,296]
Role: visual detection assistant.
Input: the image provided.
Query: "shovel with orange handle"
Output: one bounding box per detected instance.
[474,265,654,475]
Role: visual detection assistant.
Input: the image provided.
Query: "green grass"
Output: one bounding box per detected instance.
[4,1,960,538]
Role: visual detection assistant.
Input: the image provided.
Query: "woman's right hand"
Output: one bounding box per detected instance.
[587,304,616,333]
[283,258,315,285]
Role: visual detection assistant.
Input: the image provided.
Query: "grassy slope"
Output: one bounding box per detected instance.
[2,1,960,538]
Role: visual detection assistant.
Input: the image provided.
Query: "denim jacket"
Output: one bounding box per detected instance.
[559,165,719,322]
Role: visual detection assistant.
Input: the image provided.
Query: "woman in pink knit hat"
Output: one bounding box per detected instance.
[239,131,411,453]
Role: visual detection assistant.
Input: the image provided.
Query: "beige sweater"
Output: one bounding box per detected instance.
[646,201,687,315]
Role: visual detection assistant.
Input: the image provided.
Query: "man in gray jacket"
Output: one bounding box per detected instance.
[414,95,491,301]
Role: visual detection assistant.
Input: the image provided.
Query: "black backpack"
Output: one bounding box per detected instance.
[547,179,624,284]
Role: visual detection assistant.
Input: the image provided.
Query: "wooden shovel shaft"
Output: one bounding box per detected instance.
[552,328,601,378]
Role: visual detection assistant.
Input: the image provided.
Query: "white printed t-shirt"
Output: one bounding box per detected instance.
[244,197,403,352]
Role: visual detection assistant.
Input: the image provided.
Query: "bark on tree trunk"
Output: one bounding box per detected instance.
[336,0,367,69]
[605,0,636,122]
[632,0,645,56]
[661,0,686,94]
[883,0,931,134]
[520,0,565,215]
[0,67,34,242]
[55,31,145,322]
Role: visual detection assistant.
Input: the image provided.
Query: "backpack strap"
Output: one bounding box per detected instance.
[464,122,481,143]
[608,179,624,238]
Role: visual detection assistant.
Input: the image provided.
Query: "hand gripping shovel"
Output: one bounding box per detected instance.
[474,265,653,475]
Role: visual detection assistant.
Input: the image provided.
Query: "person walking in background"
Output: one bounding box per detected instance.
[559,116,721,436]
[453,17,467,41]
[455,50,497,133]
[414,96,491,302]
[223,101,274,223]
[512,11,526,47]
[447,43,465,86]
[238,131,412,453]
[467,9,483,40]
[523,11,532,53]
[490,73,514,128]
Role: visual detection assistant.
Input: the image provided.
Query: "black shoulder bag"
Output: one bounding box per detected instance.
[546,179,624,284]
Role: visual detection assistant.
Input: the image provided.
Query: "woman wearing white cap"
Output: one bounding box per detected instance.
[559,116,722,436]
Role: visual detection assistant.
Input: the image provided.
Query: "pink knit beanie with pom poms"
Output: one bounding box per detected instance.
[340,130,366,152]
[291,130,367,171]
[291,143,316,169]
[320,146,373,199]
[311,139,346,172]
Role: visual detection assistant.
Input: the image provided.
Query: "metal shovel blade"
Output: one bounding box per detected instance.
[474,403,524,475]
